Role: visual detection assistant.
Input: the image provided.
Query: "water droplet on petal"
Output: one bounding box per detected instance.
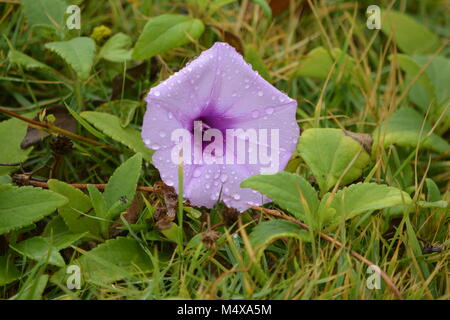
[151,143,160,150]
[168,112,173,119]
[220,174,228,183]
[252,110,259,118]
[166,180,174,186]
[265,107,274,115]
[154,91,160,97]
[144,139,151,145]
[193,168,202,178]
[159,131,166,138]
[233,194,240,200]
[258,91,264,97]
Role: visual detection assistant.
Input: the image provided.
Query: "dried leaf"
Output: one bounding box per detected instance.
[20,106,76,149]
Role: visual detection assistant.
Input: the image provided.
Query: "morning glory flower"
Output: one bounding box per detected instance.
[142,42,299,212]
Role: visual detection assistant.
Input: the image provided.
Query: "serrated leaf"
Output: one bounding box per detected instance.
[372,108,449,153]
[22,0,67,30]
[104,153,142,217]
[72,237,152,283]
[320,183,412,224]
[132,14,205,60]
[10,236,65,267]
[298,128,371,194]
[380,10,440,55]
[0,185,67,235]
[241,172,319,221]
[250,220,311,258]
[80,111,153,162]
[0,256,20,286]
[8,50,50,70]
[0,116,34,176]
[99,33,132,63]
[47,179,101,237]
[45,37,96,80]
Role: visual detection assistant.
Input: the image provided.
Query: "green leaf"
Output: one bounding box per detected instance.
[160,223,181,243]
[0,185,67,235]
[45,37,96,80]
[21,0,67,30]
[0,116,34,176]
[320,183,412,224]
[209,0,238,14]
[132,14,205,60]
[73,237,152,283]
[13,274,49,300]
[42,215,88,249]
[298,128,371,194]
[80,111,154,162]
[87,184,107,218]
[380,10,441,55]
[104,153,142,217]
[47,179,101,237]
[99,33,132,63]
[250,0,272,19]
[405,217,430,281]
[250,220,311,258]
[395,55,450,117]
[244,45,271,81]
[97,100,141,128]
[8,50,50,70]
[241,172,319,221]
[372,108,450,153]
[425,178,441,202]
[0,256,20,286]
[10,236,65,267]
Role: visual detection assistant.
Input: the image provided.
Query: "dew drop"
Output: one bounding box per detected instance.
[257,91,264,97]
[159,131,166,138]
[265,107,274,115]
[154,91,160,97]
[251,110,259,118]
[233,194,241,200]
[151,143,160,150]
[220,174,228,183]
[168,112,173,119]
[193,168,202,178]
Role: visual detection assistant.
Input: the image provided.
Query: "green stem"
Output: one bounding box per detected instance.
[75,79,84,111]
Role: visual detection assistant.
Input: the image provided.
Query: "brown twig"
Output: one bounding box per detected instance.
[251,206,404,300]
[13,176,155,193]
[0,107,115,150]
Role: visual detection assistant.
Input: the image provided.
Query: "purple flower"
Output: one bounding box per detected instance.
[142,42,299,212]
